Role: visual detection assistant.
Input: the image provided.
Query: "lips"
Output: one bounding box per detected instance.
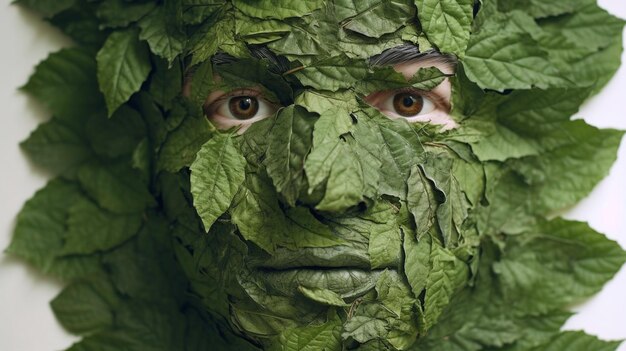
[248,245,372,270]
[244,245,396,300]
[258,267,385,299]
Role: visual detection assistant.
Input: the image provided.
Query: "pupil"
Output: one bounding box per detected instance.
[239,98,252,110]
[402,96,415,107]
[392,92,424,117]
[228,96,259,120]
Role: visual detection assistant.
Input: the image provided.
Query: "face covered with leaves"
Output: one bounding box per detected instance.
[168,0,626,349]
[9,0,626,350]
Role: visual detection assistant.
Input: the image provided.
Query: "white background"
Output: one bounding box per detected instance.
[1,1,625,350]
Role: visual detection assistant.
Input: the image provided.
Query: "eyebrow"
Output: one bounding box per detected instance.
[369,44,458,69]
[209,44,457,74]
[211,45,291,74]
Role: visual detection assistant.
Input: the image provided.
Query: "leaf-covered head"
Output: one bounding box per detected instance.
[11,0,626,350]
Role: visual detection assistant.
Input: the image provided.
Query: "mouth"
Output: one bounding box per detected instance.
[246,246,394,300]
[248,245,372,270]
[257,267,385,300]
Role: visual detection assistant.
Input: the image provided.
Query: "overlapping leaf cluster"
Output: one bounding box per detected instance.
[8,0,626,350]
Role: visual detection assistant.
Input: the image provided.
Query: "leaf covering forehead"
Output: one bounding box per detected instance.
[8,0,626,350]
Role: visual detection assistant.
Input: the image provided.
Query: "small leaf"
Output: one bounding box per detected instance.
[97,29,152,115]
[190,133,247,231]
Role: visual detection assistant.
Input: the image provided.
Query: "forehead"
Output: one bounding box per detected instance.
[205,1,430,64]
[211,46,457,75]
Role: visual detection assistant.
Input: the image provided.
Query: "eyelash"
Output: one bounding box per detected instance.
[203,88,263,116]
[203,86,450,131]
[391,87,449,111]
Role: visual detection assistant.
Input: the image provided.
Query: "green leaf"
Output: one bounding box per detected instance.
[231,173,344,252]
[20,117,91,175]
[295,90,359,115]
[231,172,289,253]
[497,0,584,18]
[49,2,107,46]
[516,125,624,213]
[85,105,147,158]
[339,0,415,38]
[190,133,247,231]
[406,165,437,235]
[265,106,316,206]
[21,47,104,122]
[368,205,402,269]
[416,0,474,56]
[304,110,352,192]
[148,57,182,109]
[51,278,117,335]
[62,198,143,255]
[174,222,247,317]
[304,109,385,211]
[356,109,424,198]
[182,0,224,25]
[95,0,156,28]
[463,31,569,91]
[15,0,75,17]
[423,240,468,330]
[236,12,291,44]
[402,229,431,298]
[528,331,622,351]
[97,29,152,115]
[539,2,625,52]
[422,152,470,246]
[157,102,213,172]
[493,219,626,315]
[7,180,101,280]
[232,0,325,20]
[188,9,247,66]
[285,207,346,247]
[293,56,369,92]
[138,0,186,64]
[298,286,348,307]
[270,311,342,351]
[343,305,393,344]
[356,66,448,96]
[77,161,155,214]
[374,270,419,349]
[464,88,591,162]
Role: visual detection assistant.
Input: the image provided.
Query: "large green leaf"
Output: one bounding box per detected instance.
[493,219,626,315]
[270,311,342,351]
[7,180,101,280]
[265,106,316,206]
[15,0,75,17]
[21,47,105,122]
[62,198,143,255]
[339,0,415,38]
[416,0,474,56]
[20,117,91,175]
[232,0,325,20]
[96,29,152,115]
[51,278,118,335]
[138,0,186,64]
[463,31,569,91]
[190,133,247,231]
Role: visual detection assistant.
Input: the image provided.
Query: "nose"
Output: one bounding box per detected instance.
[263,105,425,213]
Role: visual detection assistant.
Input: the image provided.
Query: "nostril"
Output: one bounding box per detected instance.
[357,201,368,212]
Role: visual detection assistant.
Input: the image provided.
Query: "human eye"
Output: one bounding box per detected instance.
[204,89,279,131]
[365,87,452,125]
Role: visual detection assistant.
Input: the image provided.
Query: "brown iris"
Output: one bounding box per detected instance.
[392,92,424,117]
[228,96,259,120]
